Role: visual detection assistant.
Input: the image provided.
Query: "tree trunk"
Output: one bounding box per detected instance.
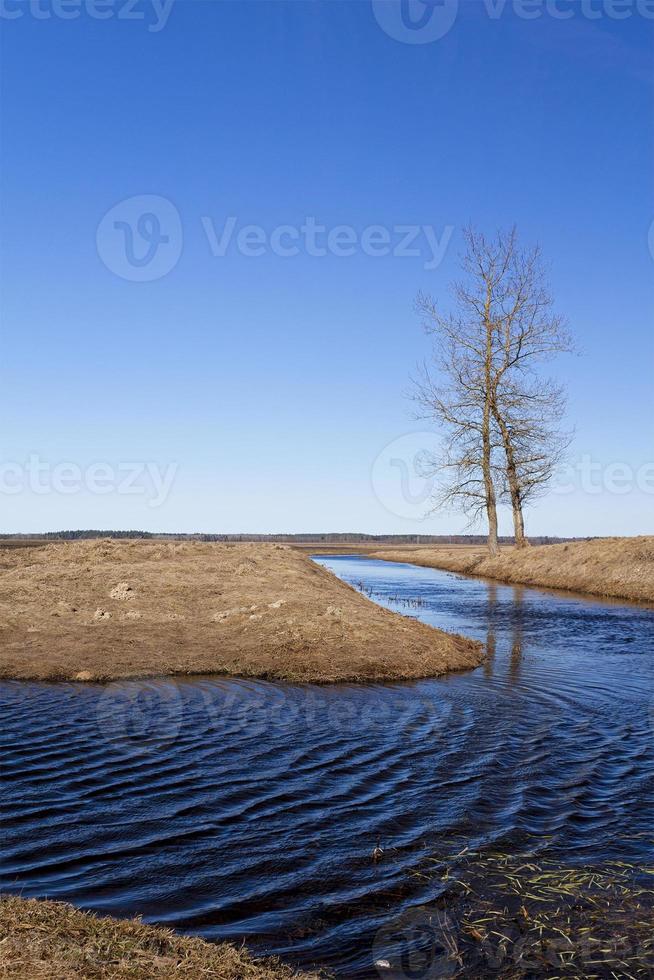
[511,496,528,547]
[493,408,528,548]
[482,401,500,556]
[483,293,500,557]
[487,490,500,555]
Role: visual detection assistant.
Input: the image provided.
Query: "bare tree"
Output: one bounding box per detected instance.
[412,286,502,556]
[413,226,572,552]
[478,226,574,545]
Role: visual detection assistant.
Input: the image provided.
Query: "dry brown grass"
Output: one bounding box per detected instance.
[0,896,320,979]
[371,536,654,604]
[0,539,483,683]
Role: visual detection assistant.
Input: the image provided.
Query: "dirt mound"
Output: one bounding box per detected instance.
[0,540,483,684]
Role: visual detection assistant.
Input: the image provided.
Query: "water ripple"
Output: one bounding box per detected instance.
[1,556,653,977]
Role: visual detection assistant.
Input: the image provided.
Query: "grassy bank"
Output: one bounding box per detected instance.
[0,539,483,683]
[371,536,654,604]
[0,896,320,979]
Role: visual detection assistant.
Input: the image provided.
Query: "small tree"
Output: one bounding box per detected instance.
[413,226,572,552]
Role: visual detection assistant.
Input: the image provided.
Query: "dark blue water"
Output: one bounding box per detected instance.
[1,556,653,977]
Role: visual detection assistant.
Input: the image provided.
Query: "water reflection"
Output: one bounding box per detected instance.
[481,581,525,683]
[483,582,498,679]
[508,585,525,684]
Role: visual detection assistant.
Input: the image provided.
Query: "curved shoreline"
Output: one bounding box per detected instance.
[370,535,654,605]
[0,539,483,684]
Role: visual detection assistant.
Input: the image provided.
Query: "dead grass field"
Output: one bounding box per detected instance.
[0,896,320,979]
[0,539,482,683]
[371,536,654,604]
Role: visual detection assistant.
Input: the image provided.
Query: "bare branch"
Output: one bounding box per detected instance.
[412,226,573,548]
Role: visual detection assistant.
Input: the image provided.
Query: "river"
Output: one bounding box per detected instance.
[2,555,653,976]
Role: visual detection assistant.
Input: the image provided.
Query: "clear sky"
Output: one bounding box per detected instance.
[1,0,652,537]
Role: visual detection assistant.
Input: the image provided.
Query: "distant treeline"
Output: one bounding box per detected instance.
[1,530,586,545]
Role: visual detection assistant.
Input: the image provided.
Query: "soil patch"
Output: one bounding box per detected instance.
[0,539,483,683]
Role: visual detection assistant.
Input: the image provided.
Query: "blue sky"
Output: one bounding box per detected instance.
[1,0,652,536]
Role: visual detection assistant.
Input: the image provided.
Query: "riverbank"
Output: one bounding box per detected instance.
[0,896,320,979]
[0,539,482,683]
[371,536,654,604]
